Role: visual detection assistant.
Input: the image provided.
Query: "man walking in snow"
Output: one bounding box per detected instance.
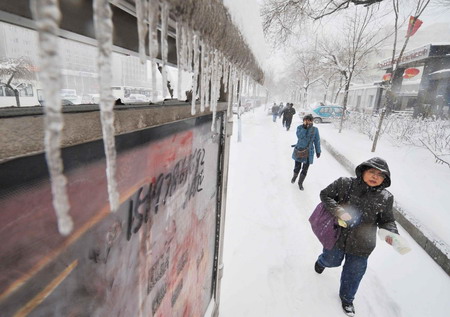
[279,102,296,131]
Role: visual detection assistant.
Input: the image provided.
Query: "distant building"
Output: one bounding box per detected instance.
[0,21,151,105]
[377,43,450,117]
[341,43,450,118]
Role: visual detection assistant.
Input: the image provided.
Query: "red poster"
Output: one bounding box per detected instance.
[0,115,222,316]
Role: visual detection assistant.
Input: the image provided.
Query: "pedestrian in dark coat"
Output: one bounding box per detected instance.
[314,157,398,316]
[291,114,321,190]
[280,103,296,130]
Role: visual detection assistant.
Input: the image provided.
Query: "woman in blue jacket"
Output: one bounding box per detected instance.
[291,114,321,190]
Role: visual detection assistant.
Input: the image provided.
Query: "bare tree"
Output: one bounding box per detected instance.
[288,49,324,108]
[371,0,431,152]
[0,57,35,107]
[262,0,385,44]
[318,5,391,132]
[319,73,336,103]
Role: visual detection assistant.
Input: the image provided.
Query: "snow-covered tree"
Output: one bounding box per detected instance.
[290,49,323,107]
[262,0,385,44]
[0,57,35,107]
[318,5,389,132]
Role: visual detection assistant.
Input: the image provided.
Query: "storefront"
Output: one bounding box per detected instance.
[377,43,450,117]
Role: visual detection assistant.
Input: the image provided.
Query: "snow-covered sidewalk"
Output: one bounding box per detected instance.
[219,106,450,317]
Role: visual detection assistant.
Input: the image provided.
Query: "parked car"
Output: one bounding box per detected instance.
[299,105,349,123]
[123,94,149,104]
[62,99,74,106]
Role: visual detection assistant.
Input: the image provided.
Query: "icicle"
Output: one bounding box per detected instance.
[186,28,193,73]
[204,46,212,109]
[200,40,206,112]
[223,59,229,94]
[238,72,243,106]
[232,69,239,109]
[151,60,157,102]
[191,33,199,115]
[148,0,159,101]
[93,0,119,212]
[244,75,249,97]
[31,0,73,236]
[252,80,256,98]
[161,2,169,98]
[147,0,159,59]
[227,65,234,117]
[211,50,221,132]
[161,63,167,99]
[135,0,148,64]
[176,20,182,100]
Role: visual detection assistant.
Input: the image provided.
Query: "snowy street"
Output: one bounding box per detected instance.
[220,106,450,317]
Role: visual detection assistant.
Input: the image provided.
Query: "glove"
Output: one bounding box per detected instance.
[337,212,352,228]
[316,152,321,158]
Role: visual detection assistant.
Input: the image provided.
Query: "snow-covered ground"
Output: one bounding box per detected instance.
[219,106,450,317]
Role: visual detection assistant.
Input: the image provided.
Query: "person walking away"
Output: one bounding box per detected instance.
[291,114,321,190]
[271,102,280,122]
[278,102,285,125]
[280,103,296,131]
[314,157,398,316]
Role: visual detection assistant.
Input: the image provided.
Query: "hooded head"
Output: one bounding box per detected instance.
[303,114,313,122]
[355,157,391,188]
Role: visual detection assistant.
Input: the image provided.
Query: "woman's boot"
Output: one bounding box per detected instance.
[291,173,299,183]
[298,174,306,190]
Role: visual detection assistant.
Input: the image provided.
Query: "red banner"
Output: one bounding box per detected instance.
[406,16,423,37]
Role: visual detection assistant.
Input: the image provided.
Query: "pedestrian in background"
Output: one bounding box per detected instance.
[291,114,321,190]
[271,102,280,122]
[314,157,398,316]
[280,103,296,131]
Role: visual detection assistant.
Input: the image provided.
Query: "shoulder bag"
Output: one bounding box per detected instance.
[293,127,315,159]
[308,180,353,250]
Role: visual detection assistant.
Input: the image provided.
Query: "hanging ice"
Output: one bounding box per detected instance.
[148,0,159,102]
[135,0,148,64]
[210,50,222,132]
[227,65,235,117]
[191,33,199,115]
[30,0,73,236]
[223,59,229,94]
[151,60,157,102]
[161,1,169,98]
[200,40,206,112]
[186,27,193,73]
[147,0,159,59]
[176,20,183,100]
[93,0,119,212]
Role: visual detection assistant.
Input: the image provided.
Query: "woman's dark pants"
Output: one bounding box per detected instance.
[293,160,310,176]
[317,246,368,304]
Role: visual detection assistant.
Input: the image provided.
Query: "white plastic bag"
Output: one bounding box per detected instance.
[378,228,412,255]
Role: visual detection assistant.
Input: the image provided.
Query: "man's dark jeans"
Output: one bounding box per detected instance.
[317,246,368,304]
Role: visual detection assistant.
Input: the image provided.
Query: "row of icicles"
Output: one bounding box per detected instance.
[31,0,260,235]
